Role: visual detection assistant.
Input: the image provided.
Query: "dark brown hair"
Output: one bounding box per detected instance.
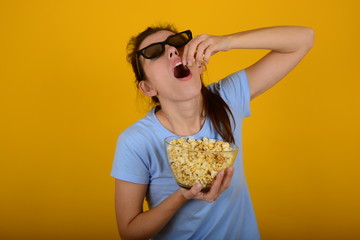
[126,24,235,143]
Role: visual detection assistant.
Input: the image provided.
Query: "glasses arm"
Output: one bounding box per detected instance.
[135,55,143,80]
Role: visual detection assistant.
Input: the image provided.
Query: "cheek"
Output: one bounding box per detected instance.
[143,60,169,79]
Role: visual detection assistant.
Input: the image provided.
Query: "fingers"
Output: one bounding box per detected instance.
[196,170,222,202]
[199,167,234,202]
[203,47,212,65]
[194,169,225,202]
[220,167,234,192]
[181,183,203,200]
[179,167,235,202]
[194,41,208,66]
[181,34,230,67]
[190,183,203,195]
[182,34,210,67]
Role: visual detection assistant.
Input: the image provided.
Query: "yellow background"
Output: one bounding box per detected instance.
[1,0,359,239]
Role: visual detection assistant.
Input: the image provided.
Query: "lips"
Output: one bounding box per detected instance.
[173,61,191,79]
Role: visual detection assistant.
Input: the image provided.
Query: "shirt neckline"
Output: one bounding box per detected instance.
[149,107,209,138]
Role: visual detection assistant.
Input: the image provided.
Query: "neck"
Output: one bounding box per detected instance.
[156,95,205,136]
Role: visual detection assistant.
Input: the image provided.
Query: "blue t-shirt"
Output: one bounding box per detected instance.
[111,70,260,240]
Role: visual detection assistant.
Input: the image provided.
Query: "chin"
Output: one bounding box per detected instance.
[182,84,203,101]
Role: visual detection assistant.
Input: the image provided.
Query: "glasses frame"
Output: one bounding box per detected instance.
[135,30,192,80]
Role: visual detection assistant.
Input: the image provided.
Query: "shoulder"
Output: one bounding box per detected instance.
[207,69,251,117]
[113,112,157,170]
[207,69,248,95]
[116,109,158,147]
[207,69,250,103]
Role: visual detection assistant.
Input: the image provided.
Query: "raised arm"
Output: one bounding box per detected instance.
[182,26,314,100]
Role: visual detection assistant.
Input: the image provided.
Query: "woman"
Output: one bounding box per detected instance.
[111,24,314,239]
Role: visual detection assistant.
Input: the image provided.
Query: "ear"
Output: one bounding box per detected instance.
[138,81,157,97]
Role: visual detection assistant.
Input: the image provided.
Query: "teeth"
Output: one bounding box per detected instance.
[175,62,183,67]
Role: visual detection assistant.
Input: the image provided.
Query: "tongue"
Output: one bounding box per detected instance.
[174,64,191,78]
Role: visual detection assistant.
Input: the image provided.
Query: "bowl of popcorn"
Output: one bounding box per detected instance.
[165,136,238,192]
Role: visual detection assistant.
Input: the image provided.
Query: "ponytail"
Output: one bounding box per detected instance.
[201,85,235,143]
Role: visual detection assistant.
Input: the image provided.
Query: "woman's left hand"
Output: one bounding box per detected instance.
[182,34,231,67]
[179,166,235,202]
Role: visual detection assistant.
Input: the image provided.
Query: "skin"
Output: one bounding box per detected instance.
[116,26,314,240]
[138,30,206,137]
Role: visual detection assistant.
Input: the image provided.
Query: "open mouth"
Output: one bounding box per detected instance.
[174,62,191,79]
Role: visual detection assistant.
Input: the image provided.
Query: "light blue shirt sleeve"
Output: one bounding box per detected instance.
[111,129,150,184]
[208,69,251,118]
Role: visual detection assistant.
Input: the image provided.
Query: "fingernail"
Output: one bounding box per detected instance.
[196,61,200,66]
[188,60,192,66]
[195,184,202,190]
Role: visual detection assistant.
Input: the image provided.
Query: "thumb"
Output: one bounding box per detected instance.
[185,183,203,199]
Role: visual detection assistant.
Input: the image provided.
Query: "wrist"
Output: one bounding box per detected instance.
[174,188,189,203]
[223,34,237,51]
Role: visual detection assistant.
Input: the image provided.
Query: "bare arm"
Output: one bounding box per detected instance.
[182,26,314,100]
[115,180,187,240]
[115,167,234,239]
[232,26,314,100]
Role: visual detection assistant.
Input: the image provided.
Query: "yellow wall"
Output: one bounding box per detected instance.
[1,0,359,239]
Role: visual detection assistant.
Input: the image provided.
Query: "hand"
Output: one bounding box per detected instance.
[182,34,231,67]
[180,167,235,202]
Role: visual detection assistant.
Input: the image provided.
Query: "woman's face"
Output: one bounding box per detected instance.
[138,30,203,103]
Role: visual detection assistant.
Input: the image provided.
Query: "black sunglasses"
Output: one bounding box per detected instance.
[135,30,192,79]
[137,30,192,59]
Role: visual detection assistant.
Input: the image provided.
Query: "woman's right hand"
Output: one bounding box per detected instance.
[180,166,235,202]
[115,167,234,239]
[182,34,231,67]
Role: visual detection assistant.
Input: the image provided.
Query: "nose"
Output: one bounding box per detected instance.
[166,45,179,59]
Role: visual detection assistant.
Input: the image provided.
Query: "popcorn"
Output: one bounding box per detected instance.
[166,137,237,189]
